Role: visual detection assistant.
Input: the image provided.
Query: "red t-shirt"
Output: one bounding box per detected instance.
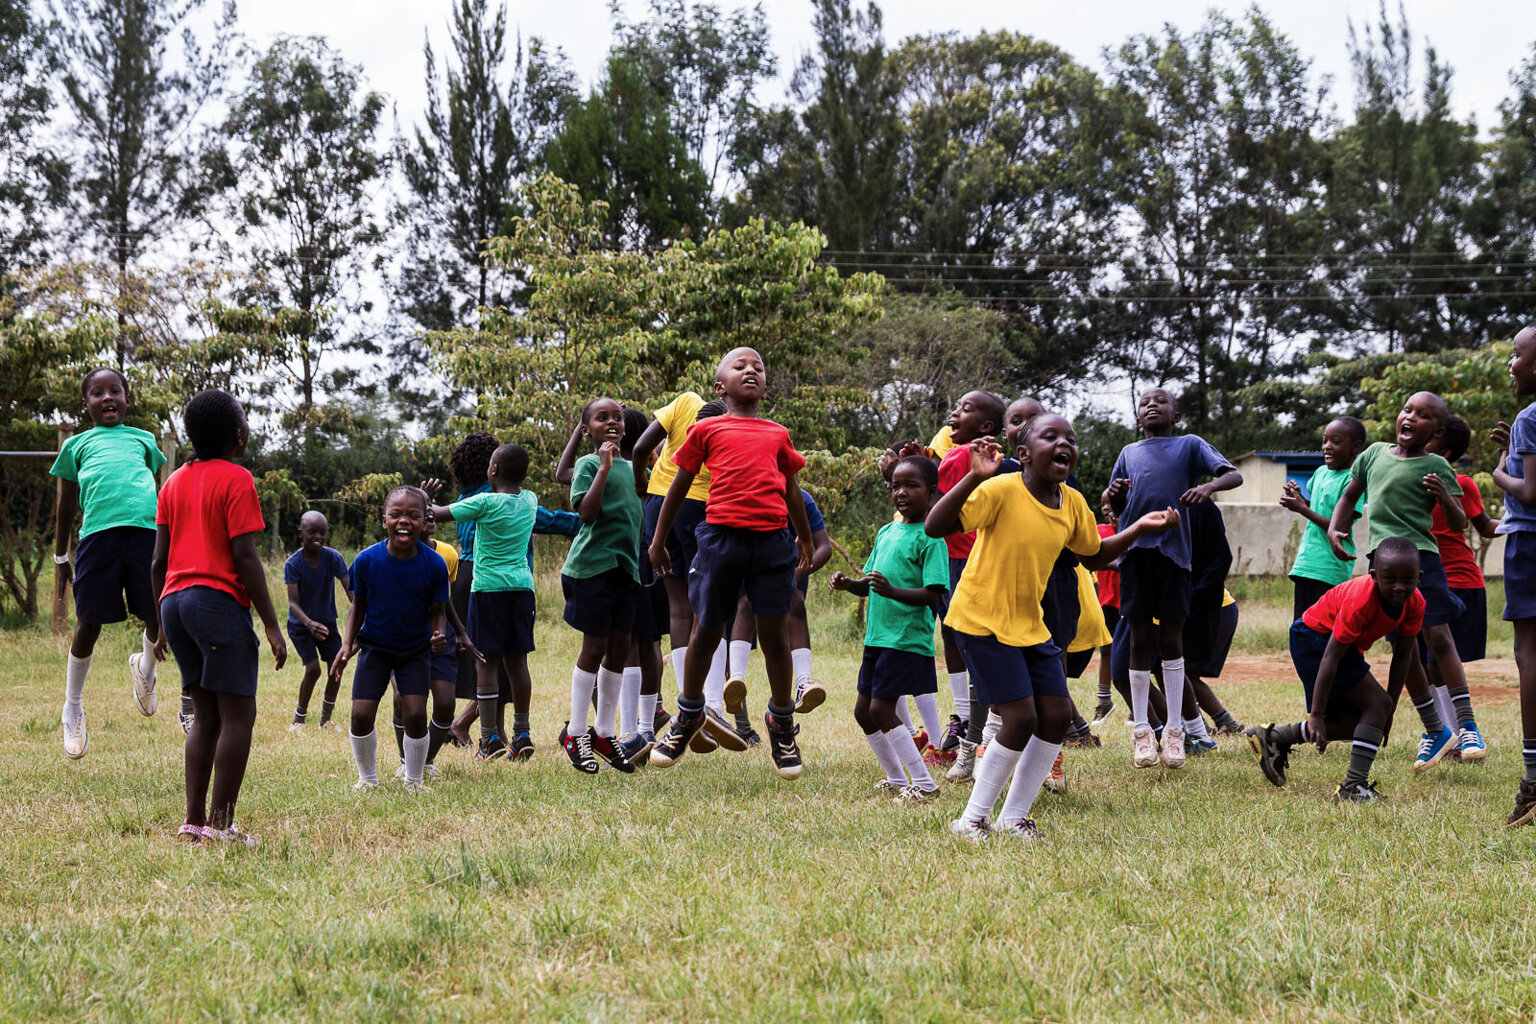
[671,415,807,530]
[1095,522,1120,608]
[1430,473,1485,589]
[156,459,267,606]
[937,446,977,560]
[1301,574,1424,653]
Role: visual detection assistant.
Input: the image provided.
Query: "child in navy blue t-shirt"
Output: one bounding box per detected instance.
[1104,388,1241,770]
[283,510,351,732]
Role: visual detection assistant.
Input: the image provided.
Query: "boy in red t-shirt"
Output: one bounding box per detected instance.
[152,390,287,846]
[646,347,816,779]
[1246,537,1429,803]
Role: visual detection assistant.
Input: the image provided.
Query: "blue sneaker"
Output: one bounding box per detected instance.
[1412,727,1456,774]
[1187,736,1218,756]
[1458,723,1487,761]
[620,732,654,767]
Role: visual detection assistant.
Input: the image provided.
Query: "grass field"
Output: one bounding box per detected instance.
[3,568,1535,1022]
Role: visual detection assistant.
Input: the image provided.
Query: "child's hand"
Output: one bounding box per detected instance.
[430,629,447,655]
[1100,500,1118,527]
[898,440,924,459]
[1491,421,1511,455]
[1134,506,1181,532]
[877,449,899,479]
[265,623,288,670]
[1105,477,1130,511]
[1326,528,1352,561]
[967,437,1002,478]
[795,534,815,574]
[1278,480,1310,514]
[419,477,443,497]
[152,631,169,662]
[829,571,849,592]
[597,440,619,469]
[308,620,329,641]
[330,643,354,684]
[1308,712,1328,753]
[1422,473,1450,501]
[1180,482,1212,505]
[462,639,487,664]
[648,540,672,578]
[866,570,895,597]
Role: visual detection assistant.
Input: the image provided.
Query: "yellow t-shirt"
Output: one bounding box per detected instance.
[929,425,955,458]
[948,475,1102,648]
[648,392,712,502]
[430,539,460,584]
[1067,564,1111,653]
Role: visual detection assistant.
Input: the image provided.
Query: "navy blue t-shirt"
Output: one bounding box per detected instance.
[349,540,451,651]
[803,492,825,533]
[283,547,349,627]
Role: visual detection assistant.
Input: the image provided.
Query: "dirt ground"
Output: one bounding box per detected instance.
[1212,653,1522,706]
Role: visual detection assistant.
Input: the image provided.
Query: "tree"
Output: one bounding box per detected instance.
[0,0,67,285]
[1463,44,1536,341]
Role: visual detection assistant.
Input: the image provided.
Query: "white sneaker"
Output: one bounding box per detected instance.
[947,740,977,783]
[129,653,157,716]
[287,722,306,733]
[352,779,377,792]
[424,762,440,778]
[872,779,906,793]
[1160,725,1186,769]
[403,779,431,794]
[1132,724,1159,768]
[62,704,88,759]
[996,817,1042,840]
[949,817,991,843]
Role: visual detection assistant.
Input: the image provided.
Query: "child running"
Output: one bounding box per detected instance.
[284,511,351,732]
[151,389,285,844]
[51,367,168,757]
[647,347,817,778]
[1281,417,1367,620]
[829,455,949,802]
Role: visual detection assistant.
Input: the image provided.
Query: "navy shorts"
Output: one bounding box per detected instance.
[287,620,341,666]
[1290,620,1371,715]
[468,589,536,657]
[669,497,707,580]
[453,560,477,698]
[431,637,458,683]
[1426,586,1486,665]
[1100,603,1119,638]
[1065,648,1094,680]
[160,586,259,697]
[632,579,670,640]
[1042,555,1081,651]
[353,644,430,702]
[562,568,639,636]
[1184,599,1239,678]
[1118,548,1191,622]
[72,525,157,625]
[688,523,796,630]
[1393,550,1463,628]
[1504,531,1536,621]
[938,557,967,617]
[857,645,937,699]
[1290,574,1336,623]
[953,631,1068,704]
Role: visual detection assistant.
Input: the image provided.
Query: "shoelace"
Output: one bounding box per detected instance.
[574,731,595,765]
[1417,734,1438,759]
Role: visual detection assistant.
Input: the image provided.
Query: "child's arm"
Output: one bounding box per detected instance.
[647,468,696,577]
[827,570,944,609]
[576,441,618,524]
[535,504,582,537]
[1422,473,1467,531]
[1102,476,1129,516]
[232,532,287,669]
[1079,508,1182,570]
[53,480,78,567]
[785,474,814,572]
[429,600,449,654]
[1279,480,1332,529]
[443,598,484,664]
[1305,634,1351,752]
[149,525,171,660]
[1326,478,1368,560]
[630,420,669,496]
[1491,420,1536,507]
[927,439,1001,537]
[828,570,870,597]
[331,588,366,683]
[555,422,584,486]
[286,583,327,640]
[801,527,833,580]
[1472,510,1499,539]
[1182,466,1242,505]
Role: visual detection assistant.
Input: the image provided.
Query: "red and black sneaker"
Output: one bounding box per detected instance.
[591,732,636,774]
[559,722,599,774]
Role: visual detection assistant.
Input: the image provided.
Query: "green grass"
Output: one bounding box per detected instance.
[2,570,1534,1022]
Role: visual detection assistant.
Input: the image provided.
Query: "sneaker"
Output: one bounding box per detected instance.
[794,679,826,715]
[287,721,306,733]
[319,719,339,732]
[940,715,967,752]
[393,764,408,781]
[178,710,195,736]
[1458,723,1487,761]
[129,652,157,716]
[703,706,749,752]
[1213,715,1246,736]
[949,817,991,843]
[764,711,803,780]
[1246,723,1290,787]
[559,723,599,774]
[947,740,977,783]
[177,821,204,844]
[204,824,260,847]
[352,779,378,791]
[688,725,718,753]
[923,744,954,766]
[1091,699,1115,727]
[650,710,706,768]
[1063,731,1101,749]
[1131,724,1158,768]
[653,702,671,733]
[1506,779,1536,827]
[911,729,929,752]
[1412,728,1456,773]
[621,732,654,767]
[722,676,747,715]
[477,734,509,761]
[592,732,637,773]
[1044,750,1066,793]
[1332,780,1385,803]
[509,731,534,761]
[424,762,440,778]
[61,705,88,759]
[997,817,1042,840]
[893,784,939,804]
[1187,736,1218,756]
[403,779,432,794]
[736,723,762,747]
[872,779,906,793]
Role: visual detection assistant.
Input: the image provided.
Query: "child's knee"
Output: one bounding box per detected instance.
[853,702,876,733]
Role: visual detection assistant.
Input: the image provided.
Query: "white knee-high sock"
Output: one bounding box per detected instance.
[1432,685,1456,733]
[140,632,157,681]
[403,733,428,784]
[619,667,641,738]
[982,709,1002,746]
[791,647,812,684]
[1163,658,1186,727]
[997,737,1063,826]
[350,730,379,786]
[893,698,913,732]
[65,653,91,706]
[1130,668,1152,727]
[638,691,658,734]
[1185,714,1211,740]
[671,647,687,696]
[914,693,942,743]
[569,666,597,734]
[729,640,752,680]
[704,640,727,711]
[885,726,936,790]
[949,671,970,719]
[594,667,622,738]
[960,739,1022,825]
[865,730,905,785]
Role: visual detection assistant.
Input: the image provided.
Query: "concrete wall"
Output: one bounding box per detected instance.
[1223,457,1292,504]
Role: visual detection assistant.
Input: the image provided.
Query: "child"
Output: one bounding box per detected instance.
[1490,323,1536,826]
[1424,414,1496,759]
[930,418,1178,840]
[444,432,499,744]
[284,511,351,732]
[332,486,449,793]
[615,406,670,762]
[51,367,168,757]
[1247,537,1426,802]
[1090,509,1121,726]
[1104,387,1242,769]
[151,389,285,844]
[647,347,817,779]
[558,397,644,774]
[1327,391,1465,770]
[1281,417,1367,620]
[830,455,948,802]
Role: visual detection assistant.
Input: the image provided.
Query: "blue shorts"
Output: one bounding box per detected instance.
[688,523,796,630]
[632,579,670,640]
[431,630,458,682]
[1426,586,1486,664]
[857,645,937,699]
[468,589,536,657]
[669,497,707,581]
[953,631,1068,704]
[160,586,259,697]
[287,620,341,666]
[73,525,157,625]
[938,557,967,617]
[1109,613,1135,682]
[1289,620,1371,715]
[1504,531,1536,621]
[353,644,430,702]
[1187,601,1239,678]
[562,568,639,637]
[1118,548,1192,623]
[1100,603,1119,638]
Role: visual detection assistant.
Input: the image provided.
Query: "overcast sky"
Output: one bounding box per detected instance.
[238,0,1536,134]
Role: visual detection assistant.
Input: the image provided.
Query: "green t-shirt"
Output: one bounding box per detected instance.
[563,454,642,581]
[1351,442,1461,554]
[1290,465,1365,585]
[449,489,537,592]
[49,424,166,538]
[862,520,950,655]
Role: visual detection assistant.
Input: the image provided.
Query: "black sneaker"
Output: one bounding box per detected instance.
[940,715,966,752]
[764,710,803,780]
[1332,779,1384,803]
[1090,699,1115,727]
[650,709,706,768]
[621,732,654,767]
[559,723,599,774]
[509,730,534,761]
[1508,779,1536,827]
[703,706,749,751]
[592,732,636,773]
[1213,713,1246,736]
[736,723,762,747]
[1246,723,1290,787]
[476,734,508,762]
[653,702,671,733]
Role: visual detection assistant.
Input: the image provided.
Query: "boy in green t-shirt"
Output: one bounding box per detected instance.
[1281,417,1367,620]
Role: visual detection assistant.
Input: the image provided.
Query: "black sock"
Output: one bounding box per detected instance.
[477,693,499,742]
[1344,724,1384,787]
[766,701,794,728]
[967,698,989,744]
[677,694,705,719]
[734,710,752,732]
[392,718,406,759]
[181,692,194,717]
[1272,721,1308,748]
[1069,710,1090,737]
[1413,694,1445,734]
[513,712,530,736]
[320,698,335,724]
[1214,709,1239,729]
[1523,738,1536,784]
[1449,687,1475,728]
[427,718,451,764]
[293,707,307,725]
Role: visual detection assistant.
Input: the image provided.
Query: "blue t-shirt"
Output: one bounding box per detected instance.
[803,492,825,533]
[456,481,491,562]
[1110,434,1233,570]
[283,547,349,627]
[349,540,450,651]
[1499,403,1536,535]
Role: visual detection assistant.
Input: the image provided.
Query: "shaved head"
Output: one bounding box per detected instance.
[717,347,763,379]
[300,510,327,530]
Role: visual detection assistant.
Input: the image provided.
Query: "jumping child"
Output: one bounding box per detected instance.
[1281,417,1367,621]
[284,511,351,732]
